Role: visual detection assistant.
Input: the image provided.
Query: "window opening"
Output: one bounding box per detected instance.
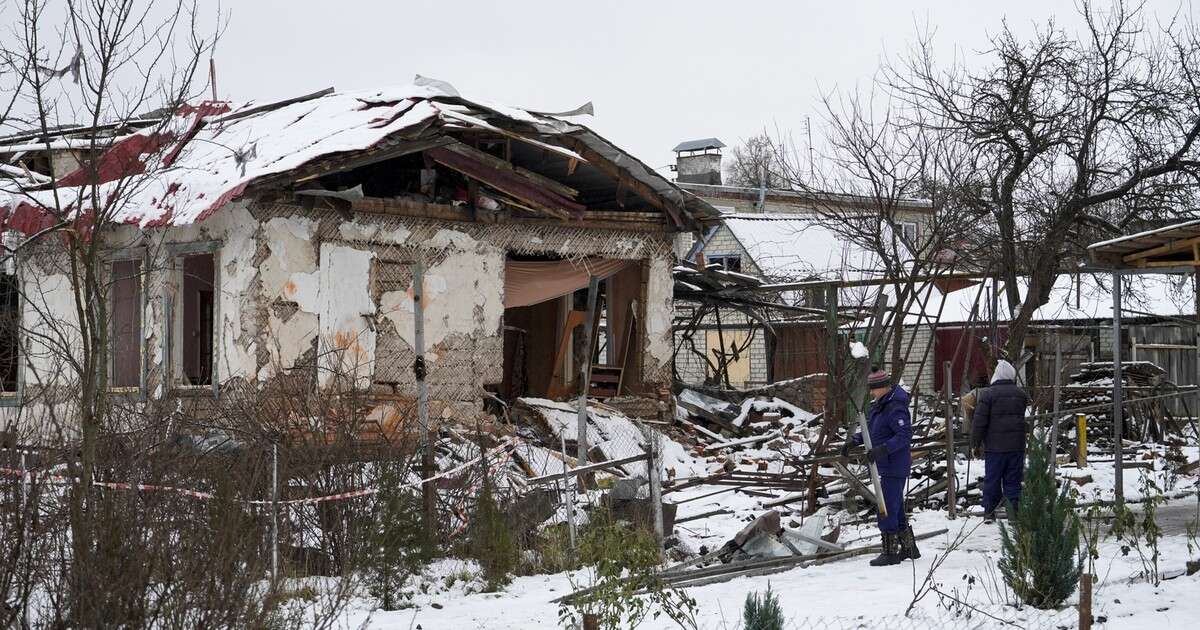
[110,259,142,389]
[179,253,215,386]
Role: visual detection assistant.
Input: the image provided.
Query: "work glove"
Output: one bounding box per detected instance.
[865,444,888,464]
[840,441,853,458]
[972,445,984,459]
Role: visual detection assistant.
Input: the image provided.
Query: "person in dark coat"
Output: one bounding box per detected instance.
[972,359,1030,522]
[841,368,917,566]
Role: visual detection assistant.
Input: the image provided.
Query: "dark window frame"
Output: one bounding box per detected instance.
[106,250,147,395]
[708,254,743,273]
[165,241,221,396]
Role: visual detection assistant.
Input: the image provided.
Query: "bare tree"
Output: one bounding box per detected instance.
[886,0,1200,364]
[0,0,225,624]
[725,133,788,189]
[768,85,983,387]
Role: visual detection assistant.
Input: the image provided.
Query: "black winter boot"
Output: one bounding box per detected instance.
[869,533,903,567]
[898,525,921,560]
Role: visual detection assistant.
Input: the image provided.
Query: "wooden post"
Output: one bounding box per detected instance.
[825,284,840,426]
[1079,573,1093,630]
[415,259,437,537]
[1076,413,1088,466]
[1112,271,1124,505]
[641,422,665,546]
[576,277,601,472]
[944,361,956,519]
[582,613,599,630]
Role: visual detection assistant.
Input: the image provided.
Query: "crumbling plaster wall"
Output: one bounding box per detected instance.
[4,201,680,436]
[253,202,678,405]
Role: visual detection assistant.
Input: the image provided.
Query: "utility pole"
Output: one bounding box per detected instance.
[1112,272,1124,506]
[209,58,218,101]
[806,116,815,183]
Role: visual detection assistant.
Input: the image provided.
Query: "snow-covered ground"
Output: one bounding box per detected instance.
[330,424,1199,630]
[339,495,1198,629]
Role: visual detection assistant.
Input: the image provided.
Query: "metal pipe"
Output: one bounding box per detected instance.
[560,432,576,560]
[944,361,956,519]
[415,259,435,535]
[1112,271,1124,505]
[857,410,887,517]
[271,444,278,584]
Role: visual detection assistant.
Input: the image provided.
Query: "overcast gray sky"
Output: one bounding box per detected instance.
[216,0,1195,176]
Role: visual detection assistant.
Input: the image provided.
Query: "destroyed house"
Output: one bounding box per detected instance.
[0,81,720,436]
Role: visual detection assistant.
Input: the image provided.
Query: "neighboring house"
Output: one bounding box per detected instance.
[0,81,720,440]
[668,138,1197,402]
[668,139,934,390]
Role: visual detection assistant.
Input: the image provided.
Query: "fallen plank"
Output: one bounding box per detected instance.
[677,416,724,442]
[703,430,782,453]
[791,531,845,553]
[672,486,737,505]
[528,452,648,485]
[762,492,806,509]
[675,508,732,524]
[832,460,878,506]
[556,528,949,603]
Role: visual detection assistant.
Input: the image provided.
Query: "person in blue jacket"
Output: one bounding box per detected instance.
[841,368,918,566]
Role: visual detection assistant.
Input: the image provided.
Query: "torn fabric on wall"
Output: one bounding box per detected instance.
[504,258,632,308]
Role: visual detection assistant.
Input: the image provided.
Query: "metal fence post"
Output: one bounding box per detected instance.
[943,361,956,519]
[1051,333,1062,473]
[271,443,279,584]
[560,433,576,559]
[414,259,436,538]
[20,450,29,625]
[19,450,27,515]
[1112,271,1124,505]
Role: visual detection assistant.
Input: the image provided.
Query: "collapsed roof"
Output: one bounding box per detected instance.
[0,77,721,233]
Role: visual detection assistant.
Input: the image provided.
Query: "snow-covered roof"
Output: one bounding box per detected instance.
[915,272,1193,326]
[0,78,719,232]
[719,213,886,281]
[1088,219,1200,269]
[1088,219,1200,251]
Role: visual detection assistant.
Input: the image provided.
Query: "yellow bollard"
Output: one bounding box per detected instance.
[1076,413,1088,466]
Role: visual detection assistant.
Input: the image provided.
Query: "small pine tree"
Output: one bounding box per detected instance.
[743,584,785,630]
[998,430,1082,609]
[365,459,428,611]
[469,475,517,591]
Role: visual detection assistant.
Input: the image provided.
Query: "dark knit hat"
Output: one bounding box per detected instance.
[866,368,891,389]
